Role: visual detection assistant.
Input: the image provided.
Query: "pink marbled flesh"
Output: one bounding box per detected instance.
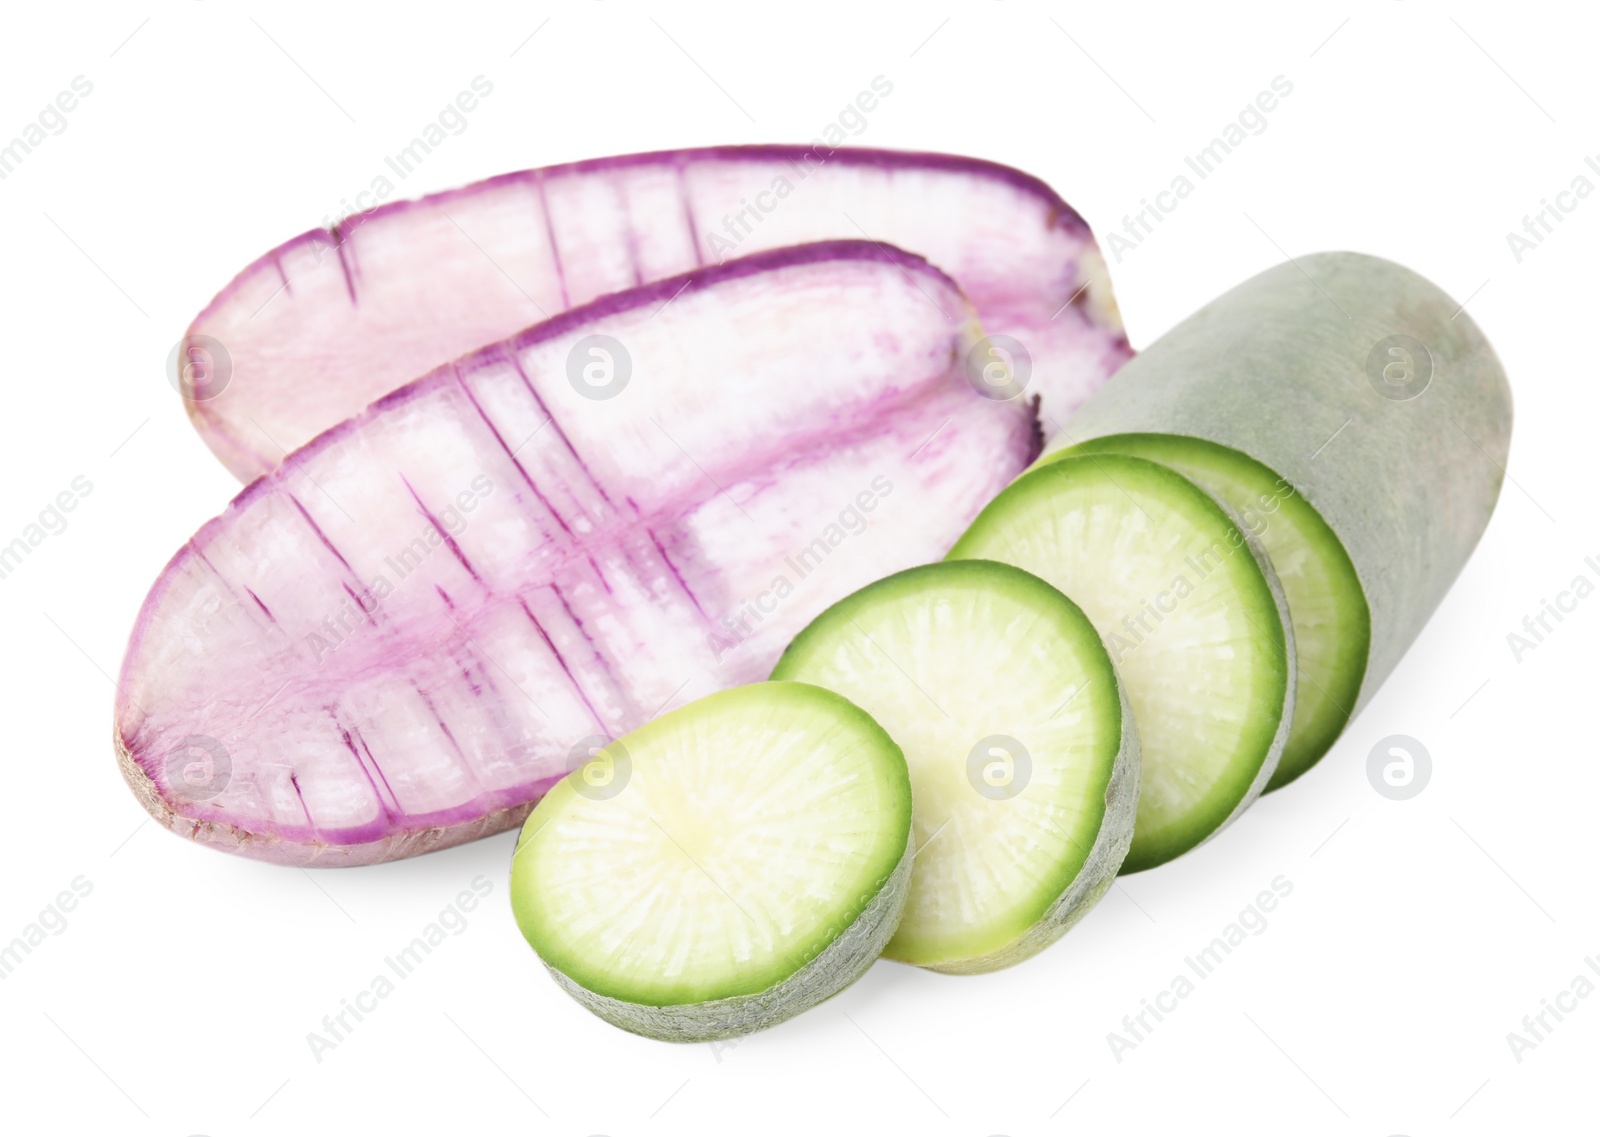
[119,243,1060,865]
[184,146,1129,481]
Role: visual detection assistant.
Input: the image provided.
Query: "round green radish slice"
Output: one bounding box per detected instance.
[509,682,912,1041]
[1051,434,1368,790]
[771,561,1137,973]
[949,454,1294,873]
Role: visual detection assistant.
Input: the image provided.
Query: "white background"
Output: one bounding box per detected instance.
[0,2,1593,1134]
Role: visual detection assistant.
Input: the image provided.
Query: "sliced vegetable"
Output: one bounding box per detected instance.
[510,682,912,1041]
[1045,252,1511,768]
[1049,435,1365,790]
[771,561,1137,972]
[116,242,1041,866]
[184,146,1130,481]
[949,454,1293,872]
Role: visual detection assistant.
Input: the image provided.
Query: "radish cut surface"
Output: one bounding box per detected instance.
[1047,252,1510,726]
[116,242,1040,866]
[949,455,1293,872]
[183,146,1130,480]
[771,561,1136,972]
[1054,435,1366,790]
[510,682,913,1041]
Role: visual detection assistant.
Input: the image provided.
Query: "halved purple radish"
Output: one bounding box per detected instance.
[180,146,1128,480]
[118,242,1041,866]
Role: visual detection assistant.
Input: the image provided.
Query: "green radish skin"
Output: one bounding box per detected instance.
[949,454,1295,873]
[1043,253,1510,729]
[1047,435,1368,790]
[771,561,1139,973]
[509,682,913,1042]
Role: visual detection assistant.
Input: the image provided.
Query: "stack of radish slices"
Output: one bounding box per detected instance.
[119,148,1511,1043]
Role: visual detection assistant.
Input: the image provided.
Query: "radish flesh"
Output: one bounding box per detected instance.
[116,242,1040,866]
[771,561,1137,972]
[1052,434,1366,790]
[183,146,1130,481]
[509,682,913,1041]
[949,454,1293,872]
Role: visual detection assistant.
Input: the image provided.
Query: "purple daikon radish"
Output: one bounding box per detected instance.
[118,241,1040,866]
[178,146,1128,480]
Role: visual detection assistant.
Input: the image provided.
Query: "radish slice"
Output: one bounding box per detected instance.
[1051,434,1367,790]
[180,146,1129,480]
[510,682,913,1041]
[116,242,1041,866]
[1045,252,1511,773]
[949,455,1294,873]
[771,561,1138,972]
